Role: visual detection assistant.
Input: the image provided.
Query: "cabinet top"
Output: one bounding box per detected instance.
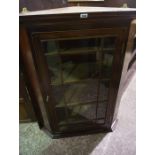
[20,6,136,16]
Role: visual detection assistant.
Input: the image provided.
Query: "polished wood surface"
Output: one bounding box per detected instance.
[20,27,45,129]
[20,8,135,138]
[20,6,135,16]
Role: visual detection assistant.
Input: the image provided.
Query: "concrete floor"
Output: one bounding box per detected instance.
[19,75,136,155]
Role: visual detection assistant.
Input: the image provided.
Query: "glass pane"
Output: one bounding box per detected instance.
[103,37,116,48]
[62,80,109,105]
[41,36,116,131]
[52,85,65,105]
[102,53,114,78]
[61,54,98,83]
[68,104,97,123]
[46,55,61,85]
[98,80,109,101]
[57,103,104,125]
[64,81,98,105]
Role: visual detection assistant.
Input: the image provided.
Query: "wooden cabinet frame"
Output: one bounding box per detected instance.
[20,8,135,138]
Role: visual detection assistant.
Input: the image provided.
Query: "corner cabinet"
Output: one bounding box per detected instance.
[20,6,136,138]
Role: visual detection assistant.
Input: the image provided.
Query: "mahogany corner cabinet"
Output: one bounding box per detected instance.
[19,6,136,138]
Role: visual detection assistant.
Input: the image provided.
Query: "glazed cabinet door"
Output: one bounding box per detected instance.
[31,28,126,136]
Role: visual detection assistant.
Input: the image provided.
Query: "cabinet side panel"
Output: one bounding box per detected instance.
[113,20,136,124]
[20,26,52,131]
[104,28,129,129]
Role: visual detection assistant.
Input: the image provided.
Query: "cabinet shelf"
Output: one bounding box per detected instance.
[55,99,108,108]
[52,80,109,109]
[56,102,107,127]
[49,61,112,86]
[58,117,105,126]
[51,78,110,86]
[44,47,115,56]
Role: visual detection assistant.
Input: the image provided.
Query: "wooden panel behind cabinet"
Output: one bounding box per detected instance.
[68,0,136,8]
[19,0,68,12]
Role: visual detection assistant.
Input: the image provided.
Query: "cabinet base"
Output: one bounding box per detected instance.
[41,119,118,139]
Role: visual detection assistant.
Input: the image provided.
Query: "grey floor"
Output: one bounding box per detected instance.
[19,75,136,155]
